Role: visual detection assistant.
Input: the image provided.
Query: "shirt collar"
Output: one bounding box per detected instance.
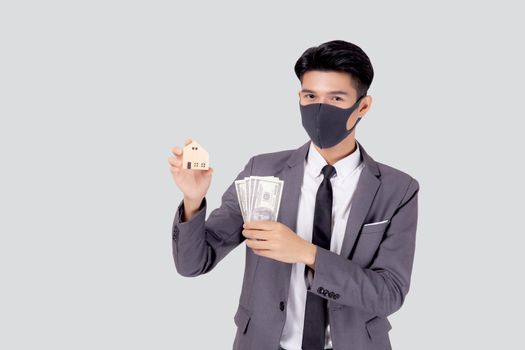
[305,141,362,181]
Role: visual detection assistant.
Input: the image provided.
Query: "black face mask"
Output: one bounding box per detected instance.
[300,95,365,149]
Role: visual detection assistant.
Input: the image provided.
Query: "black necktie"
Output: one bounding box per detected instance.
[302,164,336,350]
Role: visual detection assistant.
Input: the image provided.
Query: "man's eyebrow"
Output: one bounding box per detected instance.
[301,89,349,95]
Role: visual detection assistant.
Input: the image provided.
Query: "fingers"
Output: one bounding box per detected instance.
[171,138,193,157]
[171,147,182,156]
[243,220,274,230]
[169,138,194,172]
[171,146,183,158]
[168,138,199,175]
[168,156,181,168]
[168,157,181,176]
[242,228,270,240]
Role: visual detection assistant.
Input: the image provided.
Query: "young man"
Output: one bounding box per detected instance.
[168,40,419,350]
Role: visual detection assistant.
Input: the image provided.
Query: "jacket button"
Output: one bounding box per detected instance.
[279,301,285,311]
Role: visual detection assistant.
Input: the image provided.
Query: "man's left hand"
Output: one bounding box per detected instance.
[242,220,316,267]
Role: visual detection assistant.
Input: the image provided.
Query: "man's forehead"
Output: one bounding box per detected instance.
[301,71,355,94]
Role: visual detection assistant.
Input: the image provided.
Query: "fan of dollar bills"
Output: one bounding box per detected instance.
[234,176,284,222]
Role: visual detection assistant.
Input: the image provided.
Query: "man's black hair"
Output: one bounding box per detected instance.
[294,40,374,98]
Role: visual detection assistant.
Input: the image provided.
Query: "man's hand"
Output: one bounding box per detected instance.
[168,138,214,202]
[242,221,317,268]
[169,138,214,221]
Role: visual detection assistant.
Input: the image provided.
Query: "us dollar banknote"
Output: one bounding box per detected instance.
[235,176,283,223]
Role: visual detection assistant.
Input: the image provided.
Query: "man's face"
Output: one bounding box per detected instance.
[298,70,359,108]
[298,70,371,131]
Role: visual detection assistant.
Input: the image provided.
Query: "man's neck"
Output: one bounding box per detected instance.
[314,136,358,166]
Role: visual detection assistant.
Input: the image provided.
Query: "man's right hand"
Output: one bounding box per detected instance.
[168,138,214,220]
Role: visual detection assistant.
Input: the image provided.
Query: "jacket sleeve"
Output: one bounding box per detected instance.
[305,177,420,317]
[171,156,255,277]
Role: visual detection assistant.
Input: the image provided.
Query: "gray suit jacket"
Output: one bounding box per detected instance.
[172,139,420,350]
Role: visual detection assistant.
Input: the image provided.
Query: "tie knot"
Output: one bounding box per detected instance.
[321,164,336,179]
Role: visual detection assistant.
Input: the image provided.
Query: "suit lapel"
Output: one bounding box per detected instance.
[276,140,310,231]
[339,165,381,260]
[273,141,309,298]
[339,139,382,259]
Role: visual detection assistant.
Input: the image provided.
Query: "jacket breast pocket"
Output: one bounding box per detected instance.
[233,303,252,334]
[361,219,390,234]
[351,220,390,266]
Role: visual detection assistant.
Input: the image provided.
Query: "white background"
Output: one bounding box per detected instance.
[1,1,524,348]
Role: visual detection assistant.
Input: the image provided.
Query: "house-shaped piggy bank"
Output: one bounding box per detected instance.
[182,141,209,170]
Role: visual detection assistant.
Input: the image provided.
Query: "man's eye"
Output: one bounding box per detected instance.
[332,96,343,101]
[304,94,315,99]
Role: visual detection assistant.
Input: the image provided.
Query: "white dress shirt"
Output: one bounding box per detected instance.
[279,140,364,350]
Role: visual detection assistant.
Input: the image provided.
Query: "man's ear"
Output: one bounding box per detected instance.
[359,95,372,115]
